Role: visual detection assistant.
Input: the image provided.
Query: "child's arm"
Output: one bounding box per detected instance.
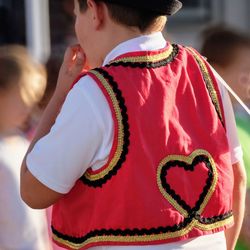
[20,45,87,209]
[225,160,247,250]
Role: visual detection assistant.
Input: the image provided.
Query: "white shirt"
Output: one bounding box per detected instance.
[0,131,50,250]
[27,32,241,250]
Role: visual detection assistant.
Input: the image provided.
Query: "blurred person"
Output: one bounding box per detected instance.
[200,26,250,109]
[26,56,62,138]
[0,45,51,249]
[200,25,250,250]
[40,56,67,250]
[21,1,246,250]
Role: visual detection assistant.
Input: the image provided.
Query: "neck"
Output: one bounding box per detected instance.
[102,26,142,62]
[89,27,141,68]
[90,21,163,68]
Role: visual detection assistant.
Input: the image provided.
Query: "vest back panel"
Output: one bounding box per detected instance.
[52,44,233,249]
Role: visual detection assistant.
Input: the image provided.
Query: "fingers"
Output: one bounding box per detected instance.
[63,45,86,70]
[74,49,85,67]
[56,44,89,96]
[63,46,75,65]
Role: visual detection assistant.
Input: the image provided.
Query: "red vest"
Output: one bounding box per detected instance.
[52,44,233,249]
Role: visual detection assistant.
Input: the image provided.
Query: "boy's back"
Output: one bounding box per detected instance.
[20,1,246,250]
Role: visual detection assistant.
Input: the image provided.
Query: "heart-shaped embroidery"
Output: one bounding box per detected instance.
[157,149,218,218]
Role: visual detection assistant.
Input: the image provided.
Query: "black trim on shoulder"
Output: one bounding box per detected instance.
[106,44,179,68]
[80,68,130,188]
[185,46,225,127]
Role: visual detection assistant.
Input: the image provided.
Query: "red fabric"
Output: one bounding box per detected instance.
[52,45,233,249]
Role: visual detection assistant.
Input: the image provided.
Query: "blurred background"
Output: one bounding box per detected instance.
[1,0,250,63]
[0,0,249,249]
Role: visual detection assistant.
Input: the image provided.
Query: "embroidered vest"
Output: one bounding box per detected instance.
[52,44,234,249]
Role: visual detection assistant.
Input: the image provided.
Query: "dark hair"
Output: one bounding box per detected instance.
[77,0,163,32]
[38,56,61,109]
[200,25,250,67]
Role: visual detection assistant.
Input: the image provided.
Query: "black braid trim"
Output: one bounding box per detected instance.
[197,210,233,224]
[51,217,191,244]
[80,68,130,188]
[106,44,179,69]
[51,210,231,244]
[160,155,213,214]
[185,46,225,128]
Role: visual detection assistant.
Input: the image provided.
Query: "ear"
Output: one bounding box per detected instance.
[86,0,105,30]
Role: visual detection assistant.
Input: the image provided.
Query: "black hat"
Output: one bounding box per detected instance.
[103,0,182,15]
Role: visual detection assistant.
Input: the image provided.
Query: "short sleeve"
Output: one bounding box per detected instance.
[27,75,114,194]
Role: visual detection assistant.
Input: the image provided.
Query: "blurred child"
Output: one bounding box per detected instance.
[0,45,51,249]
[40,56,67,250]
[200,25,250,250]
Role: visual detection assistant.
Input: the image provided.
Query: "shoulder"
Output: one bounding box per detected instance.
[71,74,107,107]
[69,73,112,127]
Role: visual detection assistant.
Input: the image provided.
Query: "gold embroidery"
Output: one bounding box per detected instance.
[196,215,234,231]
[55,149,228,248]
[53,219,197,249]
[84,70,125,181]
[53,48,231,248]
[52,215,232,249]
[186,47,224,124]
[109,45,173,64]
[157,149,218,217]
[84,45,175,182]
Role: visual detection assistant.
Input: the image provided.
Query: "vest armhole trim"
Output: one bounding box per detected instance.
[186,47,225,127]
[80,68,130,187]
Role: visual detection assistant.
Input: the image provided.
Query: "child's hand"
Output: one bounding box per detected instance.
[56,44,88,97]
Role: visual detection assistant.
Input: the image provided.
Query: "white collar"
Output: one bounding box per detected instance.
[103,32,167,66]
